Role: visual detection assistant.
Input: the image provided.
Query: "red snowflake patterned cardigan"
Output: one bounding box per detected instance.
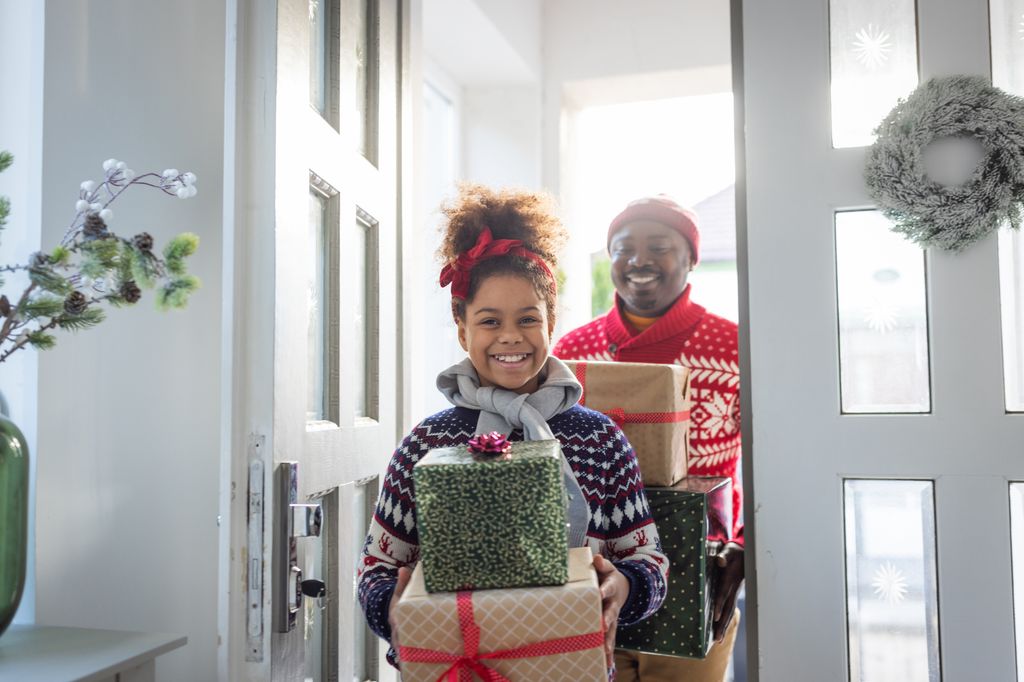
[553,284,744,545]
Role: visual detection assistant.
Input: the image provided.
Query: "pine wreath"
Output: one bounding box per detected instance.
[864,75,1024,251]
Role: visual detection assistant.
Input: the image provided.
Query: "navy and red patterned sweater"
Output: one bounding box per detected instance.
[357,404,669,666]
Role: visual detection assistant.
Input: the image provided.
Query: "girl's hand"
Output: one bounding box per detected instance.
[593,554,630,668]
[387,566,414,664]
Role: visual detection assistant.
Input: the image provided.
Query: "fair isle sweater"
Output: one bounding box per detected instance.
[553,285,745,545]
[357,404,669,666]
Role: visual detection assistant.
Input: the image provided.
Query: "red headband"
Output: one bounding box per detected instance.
[439,227,555,300]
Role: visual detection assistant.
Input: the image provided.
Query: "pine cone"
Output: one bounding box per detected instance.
[63,291,89,315]
[83,213,107,238]
[132,232,154,253]
[120,280,142,304]
[30,251,51,267]
[0,295,10,317]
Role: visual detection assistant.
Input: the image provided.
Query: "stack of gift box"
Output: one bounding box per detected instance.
[393,359,732,679]
[565,360,733,660]
[394,435,609,681]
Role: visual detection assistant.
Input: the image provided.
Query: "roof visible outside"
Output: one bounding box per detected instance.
[692,183,736,263]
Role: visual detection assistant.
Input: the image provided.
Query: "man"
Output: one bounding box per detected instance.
[553,195,743,682]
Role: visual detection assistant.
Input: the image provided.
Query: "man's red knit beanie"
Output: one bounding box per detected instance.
[607,195,700,265]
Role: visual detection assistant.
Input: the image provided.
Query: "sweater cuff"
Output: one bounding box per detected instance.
[614,559,661,626]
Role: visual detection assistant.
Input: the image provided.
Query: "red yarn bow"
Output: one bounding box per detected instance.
[467,431,512,459]
[439,228,554,300]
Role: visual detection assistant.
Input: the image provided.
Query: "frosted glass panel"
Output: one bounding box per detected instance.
[992,1,1024,412]
[991,0,1024,96]
[353,0,378,162]
[1012,483,1024,679]
[836,211,930,413]
[844,480,940,682]
[307,191,328,421]
[309,0,327,115]
[830,0,919,147]
[354,210,378,419]
[999,229,1024,411]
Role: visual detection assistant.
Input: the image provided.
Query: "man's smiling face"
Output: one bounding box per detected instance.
[609,220,694,317]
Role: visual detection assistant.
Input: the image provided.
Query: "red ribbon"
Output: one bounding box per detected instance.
[574,362,690,425]
[399,591,605,682]
[438,227,555,300]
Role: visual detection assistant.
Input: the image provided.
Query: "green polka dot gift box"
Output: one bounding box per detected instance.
[413,437,569,593]
[616,477,732,659]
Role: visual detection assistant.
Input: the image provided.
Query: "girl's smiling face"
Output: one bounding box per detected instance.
[457,274,553,395]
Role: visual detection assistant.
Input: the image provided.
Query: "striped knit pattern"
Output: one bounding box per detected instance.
[553,285,744,545]
[357,404,669,668]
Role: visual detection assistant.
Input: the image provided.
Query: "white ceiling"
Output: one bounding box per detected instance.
[422,0,538,85]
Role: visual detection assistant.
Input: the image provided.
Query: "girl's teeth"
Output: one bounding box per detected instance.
[496,354,526,362]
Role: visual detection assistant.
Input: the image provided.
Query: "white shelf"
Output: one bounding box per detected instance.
[0,625,187,682]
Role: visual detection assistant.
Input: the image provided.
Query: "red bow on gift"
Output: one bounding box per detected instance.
[467,432,512,459]
[399,591,605,682]
[439,228,554,300]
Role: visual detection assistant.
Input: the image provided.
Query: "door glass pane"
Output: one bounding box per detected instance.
[829,0,918,148]
[1012,483,1024,678]
[354,209,379,420]
[991,0,1024,97]
[844,480,941,682]
[307,190,328,421]
[354,0,379,162]
[991,0,1024,412]
[999,230,1024,411]
[836,211,930,413]
[309,0,327,115]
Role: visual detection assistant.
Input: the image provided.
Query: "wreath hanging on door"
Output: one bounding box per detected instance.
[864,75,1024,252]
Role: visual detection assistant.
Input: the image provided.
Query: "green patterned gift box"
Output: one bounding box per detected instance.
[616,477,732,659]
[413,438,569,593]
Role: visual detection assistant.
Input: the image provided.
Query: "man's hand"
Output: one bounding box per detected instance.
[387,567,414,663]
[593,554,630,668]
[712,542,744,641]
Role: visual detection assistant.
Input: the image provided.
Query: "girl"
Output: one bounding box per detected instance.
[357,184,668,674]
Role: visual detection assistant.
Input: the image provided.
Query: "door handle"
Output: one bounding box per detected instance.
[274,462,324,633]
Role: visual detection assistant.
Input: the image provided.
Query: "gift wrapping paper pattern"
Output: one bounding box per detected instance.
[395,547,607,681]
[564,361,692,486]
[616,477,731,659]
[413,439,569,592]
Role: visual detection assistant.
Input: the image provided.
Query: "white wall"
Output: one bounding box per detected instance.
[463,86,542,189]
[0,0,44,628]
[542,0,732,330]
[35,3,224,681]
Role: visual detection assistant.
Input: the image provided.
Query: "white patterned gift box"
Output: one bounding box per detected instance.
[394,547,607,681]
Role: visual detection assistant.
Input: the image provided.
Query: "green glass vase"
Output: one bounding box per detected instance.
[0,410,28,637]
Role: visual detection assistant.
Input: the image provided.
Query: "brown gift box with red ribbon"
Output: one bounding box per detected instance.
[394,547,607,682]
[564,360,692,487]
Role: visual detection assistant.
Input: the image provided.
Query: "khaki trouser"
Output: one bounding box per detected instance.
[613,608,741,682]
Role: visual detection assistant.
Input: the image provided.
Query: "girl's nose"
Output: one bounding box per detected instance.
[498,327,523,343]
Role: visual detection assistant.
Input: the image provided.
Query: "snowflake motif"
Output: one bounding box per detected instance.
[698,391,737,438]
[852,24,893,69]
[871,562,909,605]
[863,298,899,333]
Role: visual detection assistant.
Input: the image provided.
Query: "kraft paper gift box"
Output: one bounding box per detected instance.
[413,438,569,593]
[394,547,607,682]
[616,477,732,659]
[564,360,692,486]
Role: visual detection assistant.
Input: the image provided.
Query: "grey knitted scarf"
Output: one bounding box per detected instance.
[436,357,590,548]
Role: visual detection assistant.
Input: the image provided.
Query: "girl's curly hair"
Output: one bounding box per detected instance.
[437,183,567,324]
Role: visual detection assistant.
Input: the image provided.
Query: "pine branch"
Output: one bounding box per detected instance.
[56,306,105,331]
